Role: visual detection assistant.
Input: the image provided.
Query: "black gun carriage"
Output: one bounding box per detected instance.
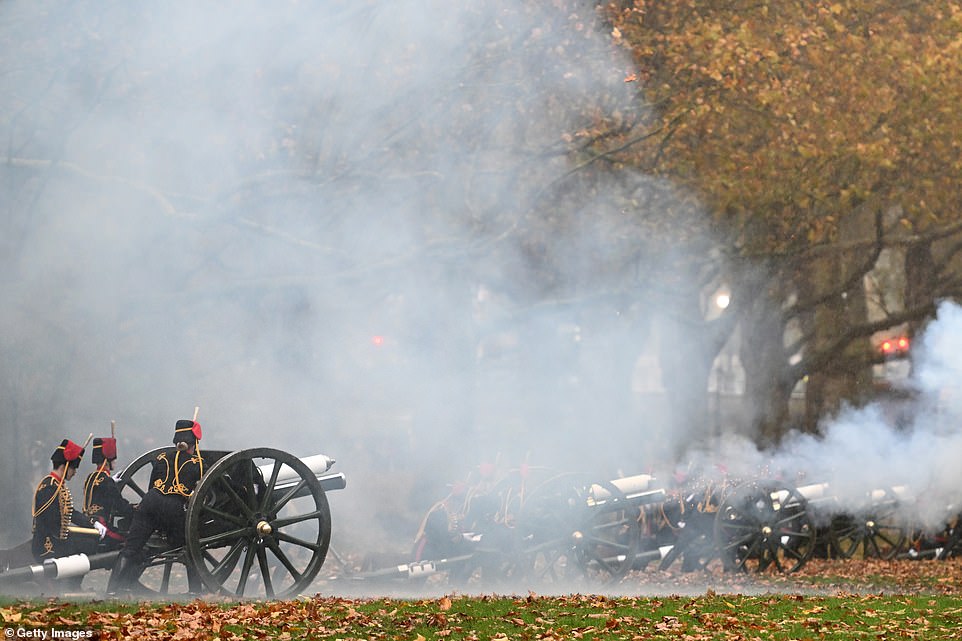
[1,446,346,599]
[359,466,921,589]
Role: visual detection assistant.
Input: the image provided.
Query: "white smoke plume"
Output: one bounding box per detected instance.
[696,300,962,532]
[0,0,717,587]
[2,0,957,599]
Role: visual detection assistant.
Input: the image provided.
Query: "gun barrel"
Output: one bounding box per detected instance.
[869,486,909,502]
[255,452,347,501]
[588,474,665,507]
[352,554,476,580]
[257,454,336,487]
[775,483,911,507]
[0,552,118,586]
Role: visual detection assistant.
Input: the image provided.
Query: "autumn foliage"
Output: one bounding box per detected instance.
[604,0,962,252]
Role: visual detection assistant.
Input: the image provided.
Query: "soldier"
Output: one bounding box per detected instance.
[83,436,135,550]
[31,438,101,564]
[107,419,205,595]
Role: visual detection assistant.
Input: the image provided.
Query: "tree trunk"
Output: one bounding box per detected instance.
[803,212,875,429]
[738,283,793,446]
[905,239,935,341]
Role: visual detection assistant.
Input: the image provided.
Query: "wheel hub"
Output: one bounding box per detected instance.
[256,520,273,537]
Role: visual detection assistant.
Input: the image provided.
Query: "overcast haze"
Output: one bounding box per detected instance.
[4,1,962,594]
[0,0,694,561]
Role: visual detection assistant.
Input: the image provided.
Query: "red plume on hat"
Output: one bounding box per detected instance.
[173,419,202,444]
[52,439,85,467]
[63,440,83,461]
[92,437,118,464]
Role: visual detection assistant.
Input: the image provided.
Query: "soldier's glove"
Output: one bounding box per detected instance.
[93,521,108,540]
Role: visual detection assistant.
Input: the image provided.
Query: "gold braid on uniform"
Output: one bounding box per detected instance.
[58,484,74,540]
[84,462,110,517]
[153,451,171,492]
[154,450,203,497]
[32,475,62,521]
[170,450,189,496]
[32,474,74,540]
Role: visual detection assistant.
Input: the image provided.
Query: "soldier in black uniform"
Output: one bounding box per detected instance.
[32,439,98,563]
[106,419,205,595]
[32,438,100,592]
[83,437,135,550]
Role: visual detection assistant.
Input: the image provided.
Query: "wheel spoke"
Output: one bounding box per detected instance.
[271,479,308,515]
[274,530,323,552]
[198,526,252,548]
[876,531,901,549]
[124,478,147,499]
[722,531,760,549]
[258,460,283,514]
[734,539,761,571]
[272,510,326,528]
[592,518,632,532]
[266,538,304,581]
[212,540,246,583]
[583,535,630,552]
[200,505,248,527]
[236,543,256,596]
[257,546,275,598]
[589,551,614,574]
[719,521,757,533]
[523,539,566,555]
[216,476,256,519]
[775,512,808,529]
[534,549,561,580]
[778,542,805,561]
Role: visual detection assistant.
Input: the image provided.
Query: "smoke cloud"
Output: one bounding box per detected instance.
[694,300,962,532]
[1,0,713,582]
[5,1,954,598]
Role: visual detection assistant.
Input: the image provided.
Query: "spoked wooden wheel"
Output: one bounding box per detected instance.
[516,473,640,587]
[830,488,906,560]
[116,447,167,504]
[185,448,331,598]
[714,481,815,574]
[658,512,718,572]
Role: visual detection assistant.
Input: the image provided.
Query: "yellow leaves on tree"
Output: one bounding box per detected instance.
[604,0,962,252]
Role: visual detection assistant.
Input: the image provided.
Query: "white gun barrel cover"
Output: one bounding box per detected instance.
[257,454,335,488]
[590,474,664,502]
[775,483,909,504]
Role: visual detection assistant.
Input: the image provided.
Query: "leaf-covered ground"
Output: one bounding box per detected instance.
[3,559,962,640]
[613,557,962,597]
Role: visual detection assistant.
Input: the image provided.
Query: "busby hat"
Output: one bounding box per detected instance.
[173,419,202,446]
[51,439,85,468]
[92,437,118,464]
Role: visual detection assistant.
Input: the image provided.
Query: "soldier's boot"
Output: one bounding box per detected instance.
[106,554,140,597]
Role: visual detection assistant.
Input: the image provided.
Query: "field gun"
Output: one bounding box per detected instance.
[713,480,909,573]
[1,446,346,599]
[357,469,670,589]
